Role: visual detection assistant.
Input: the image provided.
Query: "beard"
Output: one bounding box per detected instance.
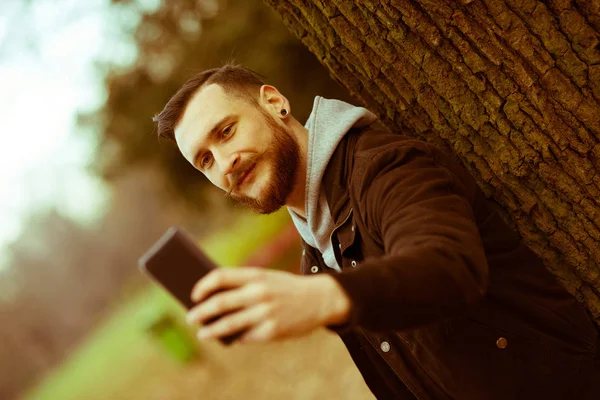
[224,112,300,215]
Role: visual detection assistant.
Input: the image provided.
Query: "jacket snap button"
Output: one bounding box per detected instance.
[351,260,357,267]
[310,265,319,274]
[496,337,508,349]
[351,225,355,232]
[380,341,391,353]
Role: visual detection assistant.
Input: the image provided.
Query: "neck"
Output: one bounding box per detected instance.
[285,118,308,219]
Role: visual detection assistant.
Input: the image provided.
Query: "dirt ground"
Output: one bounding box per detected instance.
[107,328,376,400]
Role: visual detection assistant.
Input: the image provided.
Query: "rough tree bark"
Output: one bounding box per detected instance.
[265,0,600,323]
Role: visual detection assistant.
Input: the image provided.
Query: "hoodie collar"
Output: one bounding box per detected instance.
[302,96,377,220]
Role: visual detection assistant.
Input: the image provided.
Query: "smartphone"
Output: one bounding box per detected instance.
[138,226,245,345]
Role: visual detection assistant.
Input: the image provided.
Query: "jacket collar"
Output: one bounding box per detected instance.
[321,126,363,225]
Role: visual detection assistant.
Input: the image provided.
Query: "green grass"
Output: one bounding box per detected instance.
[23,210,293,400]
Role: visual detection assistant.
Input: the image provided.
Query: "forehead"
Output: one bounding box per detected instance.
[175,83,237,144]
[175,84,231,140]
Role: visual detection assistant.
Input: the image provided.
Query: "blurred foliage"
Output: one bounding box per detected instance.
[81,0,354,207]
[22,210,292,400]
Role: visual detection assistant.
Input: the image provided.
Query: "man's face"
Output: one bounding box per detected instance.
[175,84,300,214]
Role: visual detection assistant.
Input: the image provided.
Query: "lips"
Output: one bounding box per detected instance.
[239,163,256,187]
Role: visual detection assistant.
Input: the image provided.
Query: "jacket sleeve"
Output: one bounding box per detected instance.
[327,143,489,333]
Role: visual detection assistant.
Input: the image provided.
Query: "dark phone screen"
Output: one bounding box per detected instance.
[140,227,217,309]
[139,227,245,345]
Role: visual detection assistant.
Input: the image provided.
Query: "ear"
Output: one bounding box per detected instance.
[259,85,290,118]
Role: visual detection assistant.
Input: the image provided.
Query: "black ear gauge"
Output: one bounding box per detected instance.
[281,109,288,116]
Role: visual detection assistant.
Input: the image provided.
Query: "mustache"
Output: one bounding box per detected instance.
[226,158,257,197]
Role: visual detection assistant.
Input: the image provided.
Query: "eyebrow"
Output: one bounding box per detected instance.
[192,115,234,168]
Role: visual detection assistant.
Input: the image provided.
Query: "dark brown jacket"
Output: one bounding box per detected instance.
[300,127,600,399]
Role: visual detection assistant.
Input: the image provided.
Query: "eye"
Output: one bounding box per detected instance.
[200,153,212,169]
[222,124,234,137]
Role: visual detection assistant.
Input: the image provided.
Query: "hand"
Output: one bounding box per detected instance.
[186,267,351,344]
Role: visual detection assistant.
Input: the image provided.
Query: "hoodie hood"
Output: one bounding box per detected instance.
[289,96,377,272]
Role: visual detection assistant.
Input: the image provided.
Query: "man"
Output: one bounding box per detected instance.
[153,64,600,399]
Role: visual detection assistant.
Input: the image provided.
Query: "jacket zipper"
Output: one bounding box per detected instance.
[329,208,353,265]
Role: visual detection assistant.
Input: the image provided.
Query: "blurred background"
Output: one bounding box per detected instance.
[0,0,374,399]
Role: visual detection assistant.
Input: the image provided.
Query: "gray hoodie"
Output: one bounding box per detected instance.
[288,96,377,272]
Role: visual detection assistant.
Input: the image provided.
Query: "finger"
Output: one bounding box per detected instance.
[197,303,270,341]
[186,284,264,325]
[235,319,278,344]
[190,267,263,303]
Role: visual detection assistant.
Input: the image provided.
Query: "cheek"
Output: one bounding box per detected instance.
[206,172,226,191]
[248,159,272,195]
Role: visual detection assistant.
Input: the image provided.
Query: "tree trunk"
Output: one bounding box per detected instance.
[265,0,600,322]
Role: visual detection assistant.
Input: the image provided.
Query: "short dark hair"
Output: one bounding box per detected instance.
[153,64,266,141]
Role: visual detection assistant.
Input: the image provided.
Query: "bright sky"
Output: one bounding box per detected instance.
[0,0,153,270]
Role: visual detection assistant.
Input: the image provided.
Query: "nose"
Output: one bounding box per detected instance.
[214,150,240,184]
